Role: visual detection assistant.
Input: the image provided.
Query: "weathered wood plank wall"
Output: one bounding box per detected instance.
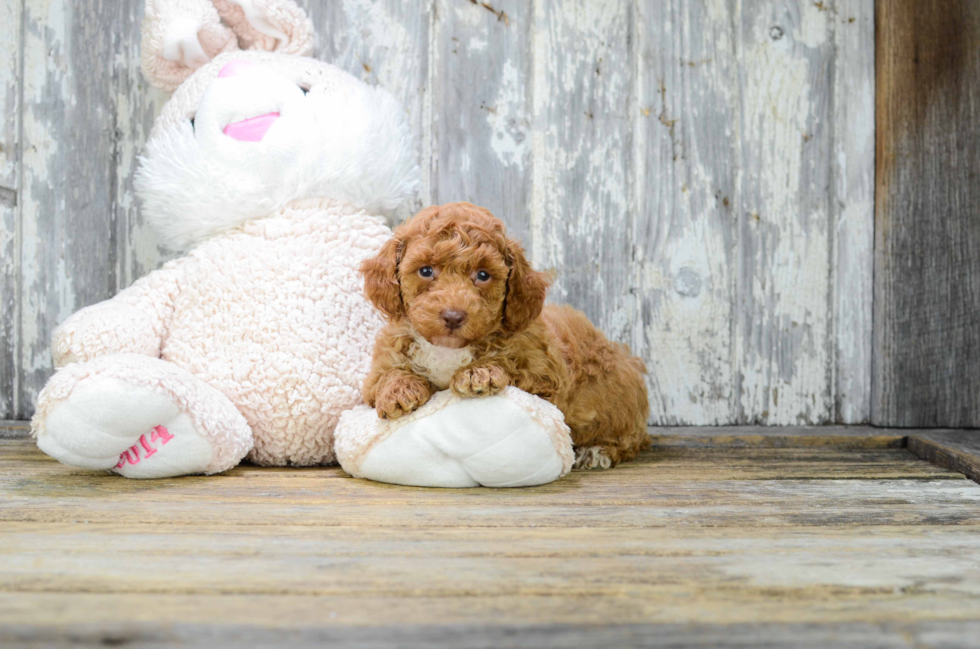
[874,0,980,428]
[0,0,875,426]
[0,0,21,420]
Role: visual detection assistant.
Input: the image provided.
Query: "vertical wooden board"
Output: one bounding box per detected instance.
[832,0,874,424]
[19,0,119,418]
[430,0,531,245]
[0,0,22,419]
[112,0,173,291]
[633,0,738,425]
[873,1,980,427]
[308,0,432,221]
[531,0,635,346]
[733,1,835,424]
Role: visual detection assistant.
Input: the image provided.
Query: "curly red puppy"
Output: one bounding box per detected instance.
[359,202,650,469]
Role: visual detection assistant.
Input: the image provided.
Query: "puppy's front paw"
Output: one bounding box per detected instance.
[451,365,509,398]
[376,375,432,419]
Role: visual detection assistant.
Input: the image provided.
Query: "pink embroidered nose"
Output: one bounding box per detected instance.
[223,112,280,142]
[218,59,255,78]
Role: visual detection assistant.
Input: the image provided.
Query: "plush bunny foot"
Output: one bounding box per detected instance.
[335,387,574,488]
[33,354,252,478]
[43,380,212,479]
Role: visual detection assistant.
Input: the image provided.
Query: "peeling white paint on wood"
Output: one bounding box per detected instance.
[633,0,873,425]
[0,0,22,417]
[532,0,636,346]
[635,0,739,425]
[19,0,122,417]
[734,1,836,425]
[431,0,532,244]
[20,0,74,417]
[0,0,876,426]
[832,0,874,424]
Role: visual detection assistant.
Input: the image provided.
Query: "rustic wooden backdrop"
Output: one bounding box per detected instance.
[0,0,877,426]
[874,0,980,428]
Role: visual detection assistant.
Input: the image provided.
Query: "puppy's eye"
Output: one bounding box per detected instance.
[189,117,196,131]
[418,266,434,278]
[299,85,310,95]
[475,270,491,283]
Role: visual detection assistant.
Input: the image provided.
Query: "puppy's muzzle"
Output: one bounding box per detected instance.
[440,310,467,331]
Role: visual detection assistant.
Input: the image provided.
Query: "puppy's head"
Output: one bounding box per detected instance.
[360,202,551,348]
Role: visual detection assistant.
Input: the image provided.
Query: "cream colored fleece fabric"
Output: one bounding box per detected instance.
[336,387,575,488]
[38,199,388,467]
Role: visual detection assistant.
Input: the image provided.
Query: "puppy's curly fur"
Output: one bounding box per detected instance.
[359,202,650,468]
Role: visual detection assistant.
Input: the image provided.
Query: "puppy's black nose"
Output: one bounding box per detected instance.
[441,310,467,331]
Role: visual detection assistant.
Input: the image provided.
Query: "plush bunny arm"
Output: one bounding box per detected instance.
[52,264,184,368]
[141,0,239,91]
[211,0,314,56]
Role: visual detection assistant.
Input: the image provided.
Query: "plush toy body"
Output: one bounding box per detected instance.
[35,200,389,475]
[31,0,575,485]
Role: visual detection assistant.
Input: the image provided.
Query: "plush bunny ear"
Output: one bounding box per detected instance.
[211,0,314,56]
[141,0,240,91]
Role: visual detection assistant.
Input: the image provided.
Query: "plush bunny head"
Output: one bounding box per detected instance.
[134,0,418,249]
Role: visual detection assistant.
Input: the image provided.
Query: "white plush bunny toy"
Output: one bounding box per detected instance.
[31,0,573,486]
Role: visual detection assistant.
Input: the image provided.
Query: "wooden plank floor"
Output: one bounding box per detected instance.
[1,435,980,648]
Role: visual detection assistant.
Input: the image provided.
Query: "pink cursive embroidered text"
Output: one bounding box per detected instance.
[115,426,174,468]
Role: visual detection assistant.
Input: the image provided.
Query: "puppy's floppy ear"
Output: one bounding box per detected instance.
[503,238,551,332]
[360,237,403,320]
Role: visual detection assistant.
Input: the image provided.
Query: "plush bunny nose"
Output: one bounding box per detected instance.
[441,310,467,331]
[218,59,255,78]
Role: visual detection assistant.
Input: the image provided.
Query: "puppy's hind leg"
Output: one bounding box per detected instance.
[574,445,614,470]
[568,355,650,470]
